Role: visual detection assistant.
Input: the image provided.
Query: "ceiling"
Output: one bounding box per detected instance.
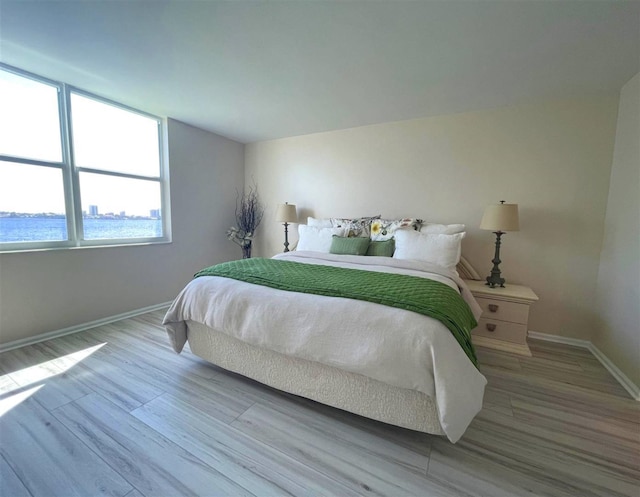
[1,1,638,144]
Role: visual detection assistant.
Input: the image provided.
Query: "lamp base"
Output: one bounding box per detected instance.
[485,274,505,288]
[283,222,290,253]
[485,231,506,288]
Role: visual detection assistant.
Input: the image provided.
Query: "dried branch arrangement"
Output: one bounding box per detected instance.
[226,185,264,258]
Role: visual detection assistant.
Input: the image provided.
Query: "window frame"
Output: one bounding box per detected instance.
[0,63,171,252]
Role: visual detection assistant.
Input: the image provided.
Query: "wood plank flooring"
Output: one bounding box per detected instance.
[0,309,638,497]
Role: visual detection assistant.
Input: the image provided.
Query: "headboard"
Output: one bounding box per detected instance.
[457,256,482,281]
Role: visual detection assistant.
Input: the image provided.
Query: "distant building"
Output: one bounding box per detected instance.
[150,209,161,219]
[89,205,99,216]
[119,211,126,217]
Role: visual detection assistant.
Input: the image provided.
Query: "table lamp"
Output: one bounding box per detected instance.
[480,201,519,288]
[275,202,297,252]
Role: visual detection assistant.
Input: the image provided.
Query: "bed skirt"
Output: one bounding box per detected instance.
[186,320,446,436]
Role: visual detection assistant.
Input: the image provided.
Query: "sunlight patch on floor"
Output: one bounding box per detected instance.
[0,342,107,412]
[0,385,44,416]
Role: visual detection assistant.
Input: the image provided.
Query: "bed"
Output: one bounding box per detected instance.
[163,240,487,443]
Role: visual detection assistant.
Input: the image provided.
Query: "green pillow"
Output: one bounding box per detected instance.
[330,235,370,256]
[366,238,395,257]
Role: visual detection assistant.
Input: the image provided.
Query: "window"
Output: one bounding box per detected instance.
[0,64,170,251]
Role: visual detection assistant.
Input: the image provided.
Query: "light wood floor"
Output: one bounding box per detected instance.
[0,309,638,497]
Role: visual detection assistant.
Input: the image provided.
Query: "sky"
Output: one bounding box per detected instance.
[0,69,162,216]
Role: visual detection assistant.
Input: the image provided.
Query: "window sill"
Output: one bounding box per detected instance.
[0,239,172,254]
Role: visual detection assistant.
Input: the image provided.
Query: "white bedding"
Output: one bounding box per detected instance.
[163,251,487,442]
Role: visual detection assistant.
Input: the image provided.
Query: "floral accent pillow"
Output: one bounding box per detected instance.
[330,215,381,238]
[370,218,422,241]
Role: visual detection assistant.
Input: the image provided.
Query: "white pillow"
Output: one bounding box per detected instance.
[420,223,466,235]
[307,216,333,228]
[297,225,346,252]
[393,229,465,271]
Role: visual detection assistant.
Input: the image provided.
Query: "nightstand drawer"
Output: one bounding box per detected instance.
[472,318,527,344]
[475,297,530,324]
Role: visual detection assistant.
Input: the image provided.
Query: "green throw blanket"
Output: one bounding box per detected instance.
[195,258,478,366]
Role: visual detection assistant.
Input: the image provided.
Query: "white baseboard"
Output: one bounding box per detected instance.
[528,330,640,401]
[0,302,172,354]
[588,343,640,401]
[527,330,591,349]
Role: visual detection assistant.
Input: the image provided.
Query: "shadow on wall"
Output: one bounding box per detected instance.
[297,208,314,224]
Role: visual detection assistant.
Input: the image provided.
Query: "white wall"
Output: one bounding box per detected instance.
[246,95,619,341]
[594,74,640,387]
[0,119,244,346]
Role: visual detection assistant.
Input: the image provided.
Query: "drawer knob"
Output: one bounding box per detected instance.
[486,323,497,332]
[488,304,499,313]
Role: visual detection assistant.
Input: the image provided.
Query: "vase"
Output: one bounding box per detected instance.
[242,243,252,259]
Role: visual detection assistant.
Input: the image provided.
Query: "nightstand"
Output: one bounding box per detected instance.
[464,279,539,356]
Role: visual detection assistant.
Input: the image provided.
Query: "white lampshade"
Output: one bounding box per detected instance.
[275,202,297,223]
[480,203,520,232]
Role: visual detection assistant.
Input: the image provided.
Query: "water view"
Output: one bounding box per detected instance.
[0,216,163,243]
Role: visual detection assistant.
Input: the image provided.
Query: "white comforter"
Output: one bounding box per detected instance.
[163,252,487,442]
